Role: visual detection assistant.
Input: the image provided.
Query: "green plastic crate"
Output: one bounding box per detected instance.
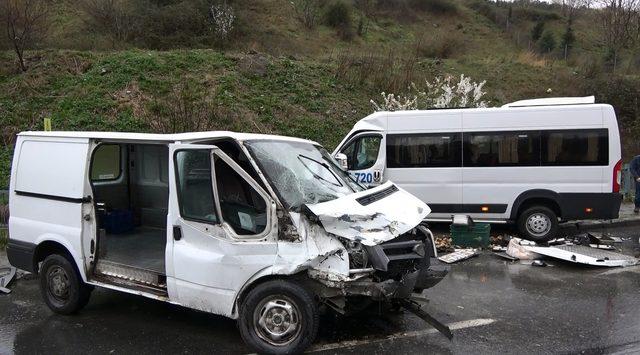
[450,223,491,247]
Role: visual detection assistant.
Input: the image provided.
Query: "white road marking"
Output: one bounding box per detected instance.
[305,318,496,353]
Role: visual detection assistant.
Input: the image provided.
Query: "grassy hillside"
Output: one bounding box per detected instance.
[0,0,638,188]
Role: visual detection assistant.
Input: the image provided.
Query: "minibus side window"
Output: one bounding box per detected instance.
[340,135,381,170]
[386,133,462,168]
[91,144,121,181]
[464,131,540,167]
[541,129,609,166]
[175,150,218,224]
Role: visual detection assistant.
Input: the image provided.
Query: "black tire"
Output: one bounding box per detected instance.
[517,206,559,242]
[39,254,92,315]
[238,280,319,355]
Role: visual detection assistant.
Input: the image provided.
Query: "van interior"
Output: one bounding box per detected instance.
[90,143,169,290]
[89,139,266,292]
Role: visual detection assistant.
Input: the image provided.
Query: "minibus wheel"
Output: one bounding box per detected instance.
[517,206,558,242]
[238,280,318,355]
[39,254,92,315]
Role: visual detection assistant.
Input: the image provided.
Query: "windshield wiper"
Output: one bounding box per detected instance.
[298,154,343,187]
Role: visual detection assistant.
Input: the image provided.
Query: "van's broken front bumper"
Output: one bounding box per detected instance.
[361,240,449,299]
[310,230,450,301]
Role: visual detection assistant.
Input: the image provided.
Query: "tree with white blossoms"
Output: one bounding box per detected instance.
[209,1,235,46]
[370,74,488,112]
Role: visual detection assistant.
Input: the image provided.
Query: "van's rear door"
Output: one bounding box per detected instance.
[10,136,94,278]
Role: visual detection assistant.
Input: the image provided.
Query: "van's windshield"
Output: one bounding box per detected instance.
[245,140,365,211]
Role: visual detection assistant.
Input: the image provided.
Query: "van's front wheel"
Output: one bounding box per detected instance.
[238,280,319,355]
[517,206,558,242]
[39,254,92,315]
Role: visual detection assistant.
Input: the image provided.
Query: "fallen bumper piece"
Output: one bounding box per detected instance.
[438,249,478,264]
[0,266,17,294]
[524,244,639,267]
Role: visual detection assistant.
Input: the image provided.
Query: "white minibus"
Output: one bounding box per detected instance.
[333,97,623,241]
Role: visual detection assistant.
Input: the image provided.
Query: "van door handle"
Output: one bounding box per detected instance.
[173,226,182,241]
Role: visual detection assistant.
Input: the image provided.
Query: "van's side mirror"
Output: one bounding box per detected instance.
[334,153,348,170]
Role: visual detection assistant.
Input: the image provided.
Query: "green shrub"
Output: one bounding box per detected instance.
[511,6,560,22]
[415,31,464,59]
[538,31,556,53]
[325,1,352,28]
[138,1,211,49]
[325,1,354,40]
[531,21,545,42]
[468,0,497,18]
[410,0,458,14]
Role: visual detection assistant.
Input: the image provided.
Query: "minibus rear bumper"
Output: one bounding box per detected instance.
[559,192,623,220]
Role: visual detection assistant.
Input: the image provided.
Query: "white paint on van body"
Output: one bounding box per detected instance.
[9,131,432,321]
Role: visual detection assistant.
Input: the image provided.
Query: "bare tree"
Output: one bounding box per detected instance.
[2,0,51,72]
[553,0,590,20]
[598,0,640,70]
[292,0,322,29]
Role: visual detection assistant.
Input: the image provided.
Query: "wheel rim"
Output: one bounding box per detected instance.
[47,265,70,303]
[526,213,552,238]
[253,295,301,347]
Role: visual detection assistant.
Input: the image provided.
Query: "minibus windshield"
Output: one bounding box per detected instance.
[245,140,365,210]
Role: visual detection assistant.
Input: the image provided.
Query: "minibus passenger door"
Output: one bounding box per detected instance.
[166,144,278,316]
[335,132,385,187]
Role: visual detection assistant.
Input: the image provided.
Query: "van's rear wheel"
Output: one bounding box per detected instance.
[238,280,318,355]
[517,206,558,242]
[39,254,92,314]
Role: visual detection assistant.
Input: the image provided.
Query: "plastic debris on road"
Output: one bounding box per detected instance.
[0,266,16,294]
[438,249,478,264]
[524,244,639,267]
[506,238,541,260]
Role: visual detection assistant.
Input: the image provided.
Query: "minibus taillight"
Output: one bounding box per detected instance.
[613,159,622,193]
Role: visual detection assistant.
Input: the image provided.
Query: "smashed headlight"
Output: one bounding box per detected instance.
[340,239,369,269]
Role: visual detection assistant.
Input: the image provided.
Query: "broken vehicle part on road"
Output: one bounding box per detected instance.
[400,299,453,340]
[0,266,16,294]
[7,131,451,355]
[506,238,541,260]
[524,244,639,267]
[504,236,638,267]
[438,249,479,264]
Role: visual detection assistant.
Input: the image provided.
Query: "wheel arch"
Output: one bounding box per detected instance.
[510,190,562,221]
[232,269,309,319]
[33,236,86,281]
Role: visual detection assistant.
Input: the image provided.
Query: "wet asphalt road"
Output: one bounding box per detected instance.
[1,225,640,355]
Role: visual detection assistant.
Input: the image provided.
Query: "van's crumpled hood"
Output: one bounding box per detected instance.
[304,182,430,246]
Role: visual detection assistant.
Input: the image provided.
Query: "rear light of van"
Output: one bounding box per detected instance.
[613,159,622,193]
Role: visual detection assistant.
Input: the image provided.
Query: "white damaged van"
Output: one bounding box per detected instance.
[7,131,448,354]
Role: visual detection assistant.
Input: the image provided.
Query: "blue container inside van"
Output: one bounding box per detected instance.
[103,209,134,234]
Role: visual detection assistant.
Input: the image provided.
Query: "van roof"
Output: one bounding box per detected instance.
[358,100,612,122]
[17,130,319,145]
